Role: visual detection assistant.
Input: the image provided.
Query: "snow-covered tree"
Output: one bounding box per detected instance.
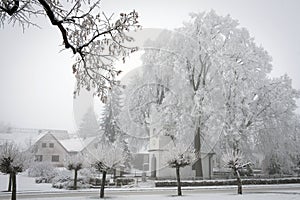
[141,11,300,178]
[120,138,132,171]
[141,11,242,177]
[100,85,132,170]
[0,0,140,101]
[151,92,195,196]
[222,150,251,195]
[257,112,300,174]
[0,141,31,200]
[90,138,128,198]
[78,107,99,138]
[100,86,123,143]
[65,153,85,190]
[166,142,194,196]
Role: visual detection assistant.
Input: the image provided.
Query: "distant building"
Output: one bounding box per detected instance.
[146,107,215,180]
[0,127,69,150]
[30,132,98,167]
[31,132,70,167]
[0,127,99,167]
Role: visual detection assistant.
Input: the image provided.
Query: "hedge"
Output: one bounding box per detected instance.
[155,178,300,187]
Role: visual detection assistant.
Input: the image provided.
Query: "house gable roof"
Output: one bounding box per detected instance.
[32,132,69,153]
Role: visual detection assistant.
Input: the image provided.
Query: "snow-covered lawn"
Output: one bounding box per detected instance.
[0,174,56,192]
[1,174,300,200]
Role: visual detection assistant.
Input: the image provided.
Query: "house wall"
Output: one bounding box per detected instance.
[32,134,69,167]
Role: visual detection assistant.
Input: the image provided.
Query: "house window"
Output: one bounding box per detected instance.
[49,143,54,148]
[42,143,47,148]
[35,155,43,162]
[52,155,59,162]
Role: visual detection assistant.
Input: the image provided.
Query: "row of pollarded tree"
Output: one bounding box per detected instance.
[0,140,253,200]
[0,136,130,200]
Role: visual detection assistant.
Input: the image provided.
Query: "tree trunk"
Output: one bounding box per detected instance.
[236,170,242,195]
[74,169,78,190]
[176,167,182,196]
[11,172,16,200]
[100,171,107,198]
[194,126,203,178]
[8,173,12,192]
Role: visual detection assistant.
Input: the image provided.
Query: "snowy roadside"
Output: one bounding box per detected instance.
[1,174,300,195]
[2,192,300,200]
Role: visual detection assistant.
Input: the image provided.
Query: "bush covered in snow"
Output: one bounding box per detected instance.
[52,169,90,189]
[52,176,90,189]
[79,167,97,183]
[27,162,58,183]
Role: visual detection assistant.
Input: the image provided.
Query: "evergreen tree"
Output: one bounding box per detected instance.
[78,107,99,138]
[101,86,132,171]
[101,86,123,143]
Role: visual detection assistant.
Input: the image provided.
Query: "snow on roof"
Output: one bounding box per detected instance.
[59,136,96,152]
[0,128,70,150]
[59,138,84,152]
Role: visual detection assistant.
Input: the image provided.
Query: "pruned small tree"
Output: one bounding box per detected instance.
[163,129,194,196]
[0,150,13,192]
[0,141,30,200]
[65,153,85,190]
[90,139,126,199]
[223,150,251,195]
[167,146,193,196]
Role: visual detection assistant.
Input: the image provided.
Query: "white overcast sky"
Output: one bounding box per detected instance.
[0,0,299,131]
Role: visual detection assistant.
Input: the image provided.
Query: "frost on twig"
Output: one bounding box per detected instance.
[0,0,141,102]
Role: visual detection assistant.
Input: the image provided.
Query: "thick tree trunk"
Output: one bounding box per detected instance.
[194,126,203,178]
[8,173,12,192]
[236,170,242,195]
[176,167,182,196]
[11,172,16,200]
[100,171,107,198]
[74,169,78,190]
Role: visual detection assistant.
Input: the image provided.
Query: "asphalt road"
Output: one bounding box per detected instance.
[0,185,300,199]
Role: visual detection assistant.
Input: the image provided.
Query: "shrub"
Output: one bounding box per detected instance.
[52,168,90,189]
[116,178,135,186]
[52,177,90,189]
[27,162,58,183]
[155,178,300,187]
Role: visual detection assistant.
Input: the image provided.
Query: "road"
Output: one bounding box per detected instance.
[0,184,300,199]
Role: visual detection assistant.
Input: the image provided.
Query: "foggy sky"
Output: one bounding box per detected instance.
[0,0,299,132]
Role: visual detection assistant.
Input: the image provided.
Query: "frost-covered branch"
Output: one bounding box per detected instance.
[0,0,141,102]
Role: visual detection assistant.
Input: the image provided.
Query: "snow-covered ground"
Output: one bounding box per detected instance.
[1,174,300,200]
[0,174,56,192]
[5,193,300,200]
